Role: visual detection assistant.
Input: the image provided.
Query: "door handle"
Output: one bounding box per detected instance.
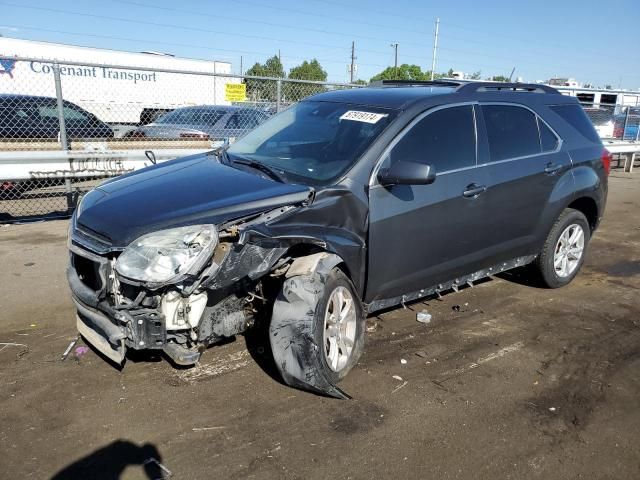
[463,183,487,198]
[544,163,563,175]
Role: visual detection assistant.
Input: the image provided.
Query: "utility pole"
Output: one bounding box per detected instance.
[350,41,356,83]
[390,43,399,78]
[240,55,243,76]
[430,17,440,80]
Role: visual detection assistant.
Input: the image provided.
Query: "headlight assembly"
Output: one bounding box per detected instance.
[115,224,217,284]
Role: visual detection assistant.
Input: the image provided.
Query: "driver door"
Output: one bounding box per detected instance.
[366,104,492,303]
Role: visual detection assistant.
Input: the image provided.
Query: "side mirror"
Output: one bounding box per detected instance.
[377,161,436,186]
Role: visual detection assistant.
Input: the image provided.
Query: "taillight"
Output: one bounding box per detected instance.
[180,132,210,140]
[601,148,612,176]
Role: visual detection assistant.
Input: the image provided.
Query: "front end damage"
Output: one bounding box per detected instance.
[67,199,352,397]
[68,205,292,362]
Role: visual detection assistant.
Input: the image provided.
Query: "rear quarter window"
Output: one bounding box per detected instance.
[550,104,601,143]
[538,118,559,152]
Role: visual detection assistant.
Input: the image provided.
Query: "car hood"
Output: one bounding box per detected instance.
[76,153,313,247]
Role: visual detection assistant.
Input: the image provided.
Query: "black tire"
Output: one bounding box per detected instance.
[314,268,366,383]
[270,266,365,397]
[533,208,591,288]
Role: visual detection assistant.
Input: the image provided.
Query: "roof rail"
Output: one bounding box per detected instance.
[370,79,463,88]
[456,82,560,95]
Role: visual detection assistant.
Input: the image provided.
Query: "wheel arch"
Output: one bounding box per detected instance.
[567,196,599,232]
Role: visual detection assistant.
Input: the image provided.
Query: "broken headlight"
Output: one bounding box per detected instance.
[115,225,218,284]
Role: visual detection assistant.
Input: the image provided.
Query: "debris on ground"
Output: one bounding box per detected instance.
[366,319,379,332]
[74,346,89,358]
[392,375,403,381]
[415,351,428,358]
[391,381,408,394]
[61,337,79,361]
[143,458,173,478]
[0,342,29,357]
[192,426,226,432]
[416,310,432,324]
[400,358,407,364]
[452,302,470,313]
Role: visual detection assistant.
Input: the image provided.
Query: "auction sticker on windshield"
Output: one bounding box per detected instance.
[339,110,388,124]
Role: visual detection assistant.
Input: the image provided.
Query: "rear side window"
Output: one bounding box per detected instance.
[538,118,559,152]
[389,105,476,173]
[482,105,540,161]
[550,104,600,143]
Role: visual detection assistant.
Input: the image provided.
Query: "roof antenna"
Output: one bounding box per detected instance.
[508,67,516,82]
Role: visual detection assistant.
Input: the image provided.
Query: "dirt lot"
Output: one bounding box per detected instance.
[1,172,639,480]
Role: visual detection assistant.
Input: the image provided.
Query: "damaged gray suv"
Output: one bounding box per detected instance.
[67,80,609,398]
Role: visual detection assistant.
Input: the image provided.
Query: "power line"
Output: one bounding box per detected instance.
[227,0,433,37]
[5,26,391,70]
[114,0,429,49]
[0,1,436,62]
[0,2,355,53]
[442,22,640,63]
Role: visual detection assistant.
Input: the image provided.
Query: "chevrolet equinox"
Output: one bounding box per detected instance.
[67,80,609,398]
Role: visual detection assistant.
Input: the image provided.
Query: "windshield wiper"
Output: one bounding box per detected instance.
[230,157,286,183]
[211,139,231,163]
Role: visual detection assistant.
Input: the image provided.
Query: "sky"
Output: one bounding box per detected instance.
[0,0,639,89]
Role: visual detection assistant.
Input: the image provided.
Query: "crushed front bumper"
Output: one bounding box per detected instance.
[75,300,126,364]
[67,243,173,364]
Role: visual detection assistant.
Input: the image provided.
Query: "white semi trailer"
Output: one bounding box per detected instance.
[0,38,237,124]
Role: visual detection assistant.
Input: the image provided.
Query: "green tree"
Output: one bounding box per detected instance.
[370,64,428,82]
[469,71,482,80]
[285,59,328,101]
[352,79,368,85]
[491,75,509,82]
[244,55,286,102]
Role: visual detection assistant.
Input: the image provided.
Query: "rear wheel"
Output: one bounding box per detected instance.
[534,208,590,288]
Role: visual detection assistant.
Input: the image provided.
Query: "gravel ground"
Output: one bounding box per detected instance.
[0,171,638,480]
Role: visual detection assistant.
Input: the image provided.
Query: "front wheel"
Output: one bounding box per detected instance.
[270,266,365,398]
[533,208,591,288]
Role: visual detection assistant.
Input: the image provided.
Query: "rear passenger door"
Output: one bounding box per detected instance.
[478,103,572,262]
[367,104,493,302]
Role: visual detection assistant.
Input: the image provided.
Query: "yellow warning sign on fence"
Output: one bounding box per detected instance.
[225,83,247,102]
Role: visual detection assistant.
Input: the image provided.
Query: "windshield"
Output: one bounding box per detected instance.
[227,101,396,184]
[157,108,227,126]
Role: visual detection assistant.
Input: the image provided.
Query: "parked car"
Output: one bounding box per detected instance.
[124,105,270,143]
[68,80,608,398]
[583,107,615,138]
[0,94,113,140]
[613,109,640,140]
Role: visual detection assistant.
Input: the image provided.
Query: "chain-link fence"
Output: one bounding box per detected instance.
[0,56,360,222]
[0,177,110,222]
[580,103,640,141]
[1,56,639,222]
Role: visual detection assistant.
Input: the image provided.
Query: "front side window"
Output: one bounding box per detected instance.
[228,101,396,184]
[387,105,476,173]
[38,105,60,120]
[482,105,541,162]
[62,106,90,122]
